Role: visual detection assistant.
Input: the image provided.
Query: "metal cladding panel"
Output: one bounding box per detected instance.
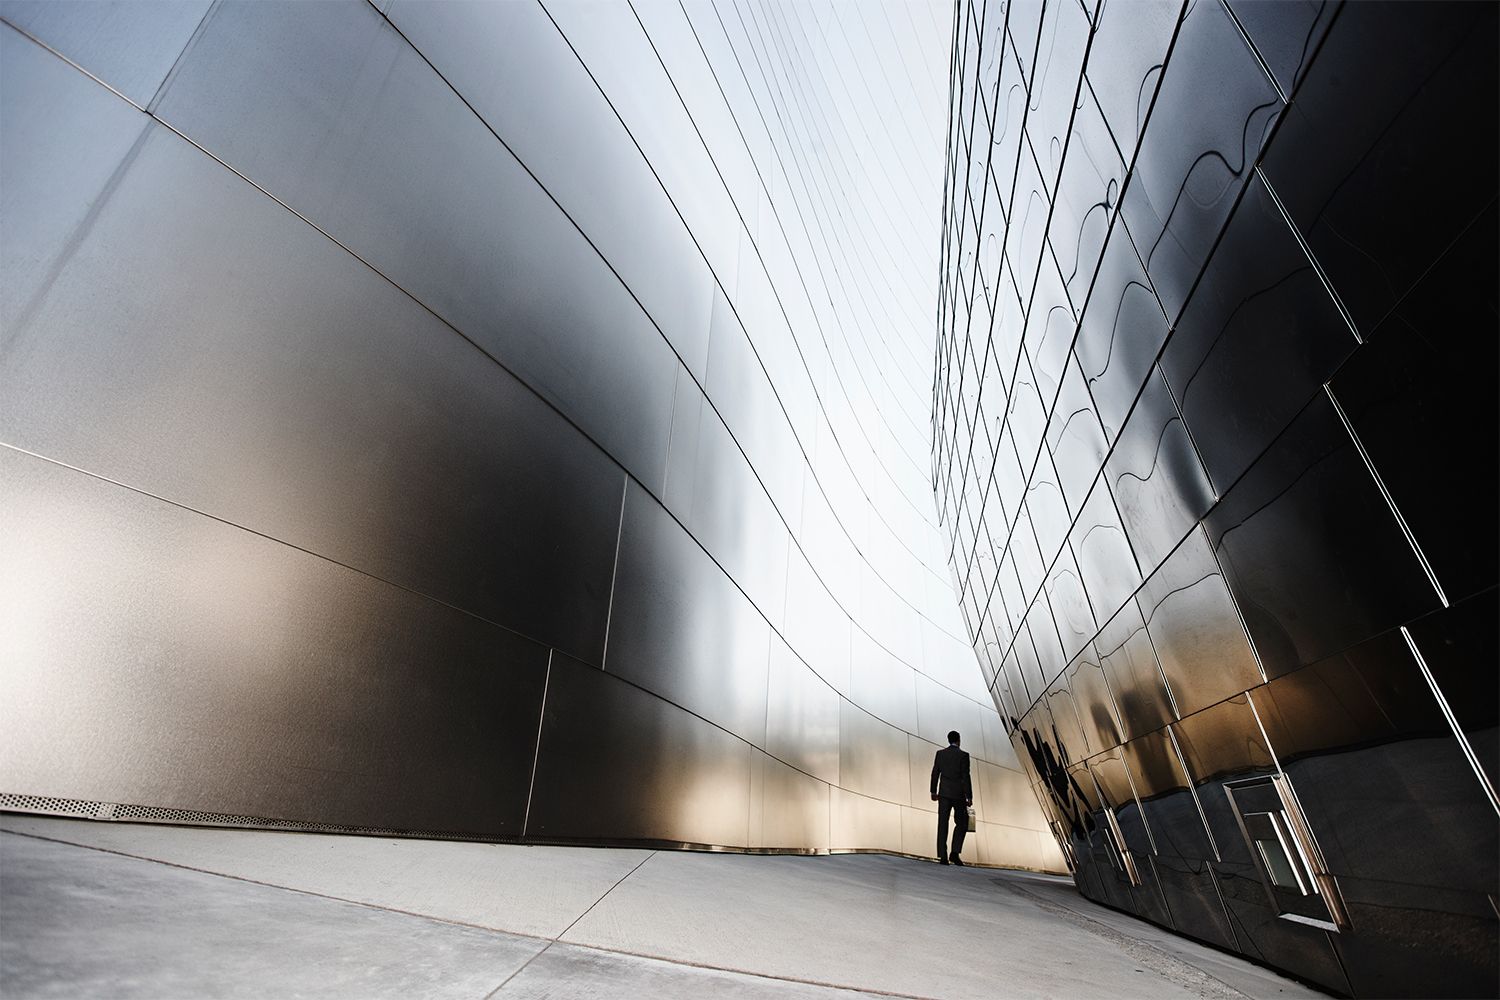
[1160,174,1357,495]
[1259,1,1497,337]
[837,700,910,808]
[1104,366,1215,578]
[0,0,211,107]
[0,448,547,835]
[385,0,721,376]
[1093,599,1173,743]
[1136,527,1262,719]
[765,635,840,787]
[528,652,752,847]
[154,0,679,492]
[605,481,769,748]
[1120,0,1281,324]
[751,752,830,853]
[830,786,903,854]
[936,0,1498,990]
[0,78,625,666]
[0,23,150,331]
[1205,395,1442,680]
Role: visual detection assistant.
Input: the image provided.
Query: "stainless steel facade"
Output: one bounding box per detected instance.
[934,0,1497,994]
[0,1,1064,871]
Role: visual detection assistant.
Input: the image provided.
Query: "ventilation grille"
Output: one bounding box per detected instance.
[0,792,486,842]
[0,793,109,818]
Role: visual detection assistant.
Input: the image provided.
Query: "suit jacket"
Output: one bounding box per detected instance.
[931,745,972,801]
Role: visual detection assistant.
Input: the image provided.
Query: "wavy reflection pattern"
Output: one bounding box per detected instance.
[0,0,1064,870]
[934,0,1497,994]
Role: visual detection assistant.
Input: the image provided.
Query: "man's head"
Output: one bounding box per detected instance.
[948,730,961,746]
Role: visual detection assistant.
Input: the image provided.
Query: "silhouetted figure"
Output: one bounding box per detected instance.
[931,730,973,866]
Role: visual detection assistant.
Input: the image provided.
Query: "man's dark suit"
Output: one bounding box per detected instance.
[931,744,972,860]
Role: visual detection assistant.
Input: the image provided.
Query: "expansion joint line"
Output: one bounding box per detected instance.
[482,850,659,999]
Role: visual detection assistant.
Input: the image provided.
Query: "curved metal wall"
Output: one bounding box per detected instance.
[933,0,1497,993]
[0,0,1063,870]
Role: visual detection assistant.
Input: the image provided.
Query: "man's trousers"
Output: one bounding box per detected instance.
[937,796,968,859]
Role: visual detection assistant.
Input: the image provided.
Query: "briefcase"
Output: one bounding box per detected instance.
[966,806,977,833]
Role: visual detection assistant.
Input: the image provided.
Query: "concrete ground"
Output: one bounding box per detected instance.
[0,814,1327,1000]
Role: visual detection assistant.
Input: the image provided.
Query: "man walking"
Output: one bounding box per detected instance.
[931,730,973,866]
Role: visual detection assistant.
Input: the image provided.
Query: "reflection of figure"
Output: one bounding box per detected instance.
[931,730,974,866]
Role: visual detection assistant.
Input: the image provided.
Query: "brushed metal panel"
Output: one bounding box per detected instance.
[906,735,940,816]
[750,752,830,852]
[1329,224,1499,607]
[703,287,803,522]
[663,366,704,510]
[1013,616,1048,708]
[153,0,677,488]
[830,787,903,853]
[1107,372,1213,585]
[1259,1,1496,337]
[1223,0,1337,97]
[0,24,151,335]
[1252,629,1497,890]
[901,804,937,858]
[682,401,789,620]
[1172,695,1278,868]
[975,761,1042,831]
[0,449,547,835]
[1065,643,1124,755]
[542,0,741,311]
[605,481,769,748]
[0,0,211,107]
[1085,0,1180,167]
[1160,175,1356,495]
[980,699,1021,769]
[782,549,851,696]
[1042,676,1089,768]
[1050,84,1124,307]
[1024,0,1091,192]
[1253,629,1499,997]
[1151,855,1237,952]
[1004,126,1049,312]
[1069,478,1142,629]
[1204,394,1441,679]
[849,630,917,735]
[1095,600,1176,741]
[1118,730,1215,863]
[1072,216,1168,442]
[1042,544,1095,665]
[1021,255,1077,408]
[1046,356,1110,518]
[1120,0,1280,323]
[1137,527,1262,718]
[838,700,909,806]
[1403,593,1499,797]
[765,635,840,786]
[912,675,985,756]
[0,103,625,665]
[527,653,751,847]
[1026,448,1072,564]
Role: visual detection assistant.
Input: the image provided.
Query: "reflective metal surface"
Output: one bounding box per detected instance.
[0,448,549,835]
[936,0,1498,991]
[1,0,1058,877]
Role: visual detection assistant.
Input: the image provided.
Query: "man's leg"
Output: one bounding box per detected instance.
[950,800,968,860]
[936,798,952,860]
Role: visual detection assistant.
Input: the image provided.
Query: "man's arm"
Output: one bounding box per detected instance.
[963,753,973,804]
[930,751,940,801]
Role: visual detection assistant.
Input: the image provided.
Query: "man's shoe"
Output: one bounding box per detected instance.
[938,857,950,865]
[950,855,965,867]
